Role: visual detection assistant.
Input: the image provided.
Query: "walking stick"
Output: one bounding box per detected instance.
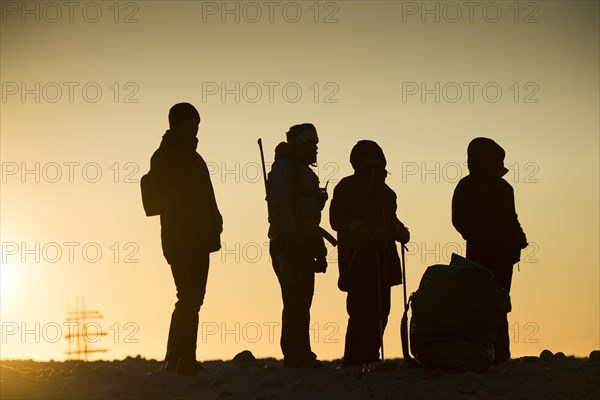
[372,175,401,370]
[400,244,419,367]
[372,170,388,363]
[375,251,385,362]
[402,244,408,316]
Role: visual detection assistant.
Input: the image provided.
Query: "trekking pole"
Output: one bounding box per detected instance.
[402,244,408,315]
[375,250,385,362]
[372,170,388,363]
[400,244,418,367]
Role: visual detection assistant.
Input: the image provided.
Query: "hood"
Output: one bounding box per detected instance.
[350,140,387,171]
[350,140,388,192]
[467,137,509,178]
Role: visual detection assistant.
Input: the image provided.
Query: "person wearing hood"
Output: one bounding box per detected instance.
[452,137,528,363]
[267,123,328,368]
[329,140,410,367]
[147,103,223,375]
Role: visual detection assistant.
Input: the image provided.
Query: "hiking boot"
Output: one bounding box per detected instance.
[283,358,322,368]
[163,359,178,372]
[176,359,207,376]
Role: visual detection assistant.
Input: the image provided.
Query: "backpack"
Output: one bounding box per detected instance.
[140,172,161,216]
[402,253,511,372]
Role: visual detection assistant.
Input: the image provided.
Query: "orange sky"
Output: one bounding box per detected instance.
[1,1,598,361]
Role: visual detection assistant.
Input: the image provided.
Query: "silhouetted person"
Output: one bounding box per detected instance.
[268,123,328,368]
[330,140,410,367]
[452,137,527,363]
[148,103,223,375]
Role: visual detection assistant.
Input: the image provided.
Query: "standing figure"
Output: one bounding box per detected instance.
[268,123,328,368]
[330,140,410,367]
[146,103,223,375]
[452,137,528,363]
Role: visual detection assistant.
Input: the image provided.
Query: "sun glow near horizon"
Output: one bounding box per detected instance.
[1,1,599,362]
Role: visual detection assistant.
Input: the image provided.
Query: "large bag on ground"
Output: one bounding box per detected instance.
[408,253,511,372]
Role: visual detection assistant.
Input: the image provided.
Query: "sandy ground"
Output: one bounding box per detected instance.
[1,351,599,400]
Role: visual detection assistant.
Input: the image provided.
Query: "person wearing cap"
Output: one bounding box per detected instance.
[267,123,328,368]
[329,140,410,368]
[147,103,223,375]
[452,137,528,363]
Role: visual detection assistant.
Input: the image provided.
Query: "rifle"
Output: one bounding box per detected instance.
[258,138,272,236]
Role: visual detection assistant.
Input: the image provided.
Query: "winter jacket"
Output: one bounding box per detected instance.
[452,140,527,266]
[267,143,325,255]
[330,172,405,292]
[149,130,223,258]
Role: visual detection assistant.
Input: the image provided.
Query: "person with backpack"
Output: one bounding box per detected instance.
[452,137,528,363]
[142,103,223,375]
[267,123,328,368]
[329,140,410,368]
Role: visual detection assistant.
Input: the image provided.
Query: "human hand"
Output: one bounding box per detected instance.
[396,223,410,244]
[314,256,327,273]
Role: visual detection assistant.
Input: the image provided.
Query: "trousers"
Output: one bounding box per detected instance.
[276,252,317,364]
[343,274,391,366]
[165,249,210,362]
[467,249,514,362]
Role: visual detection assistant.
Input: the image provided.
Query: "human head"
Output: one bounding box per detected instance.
[467,137,508,178]
[350,140,387,172]
[169,103,201,137]
[286,123,318,165]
